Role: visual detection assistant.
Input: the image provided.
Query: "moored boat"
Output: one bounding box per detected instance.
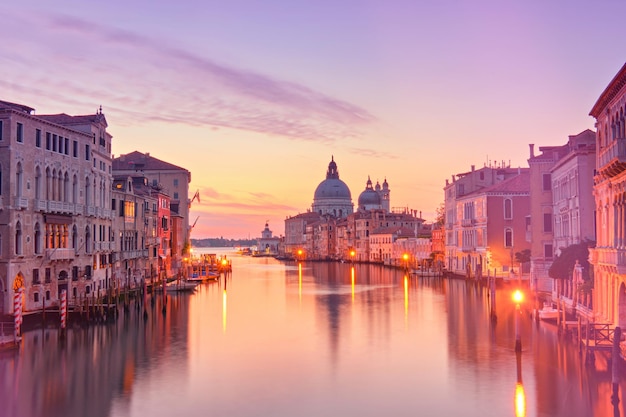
[537,302,559,322]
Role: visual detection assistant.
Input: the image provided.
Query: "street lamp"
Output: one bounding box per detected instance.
[350,249,356,264]
[512,289,524,352]
[297,249,303,262]
[403,253,409,271]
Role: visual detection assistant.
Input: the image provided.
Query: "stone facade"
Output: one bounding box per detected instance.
[589,63,626,326]
[0,101,113,314]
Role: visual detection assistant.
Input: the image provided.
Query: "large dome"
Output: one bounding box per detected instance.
[311,157,353,217]
[314,178,352,200]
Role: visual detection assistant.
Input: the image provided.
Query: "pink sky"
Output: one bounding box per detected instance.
[2,1,625,239]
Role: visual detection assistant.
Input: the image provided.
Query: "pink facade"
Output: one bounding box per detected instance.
[589,63,626,327]
[445,166,530,279]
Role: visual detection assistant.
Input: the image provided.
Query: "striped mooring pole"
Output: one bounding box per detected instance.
[14,289,22,340]
[60,290,67,330]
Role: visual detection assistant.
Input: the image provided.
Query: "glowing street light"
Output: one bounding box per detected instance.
[403,253,409,271]
[350,249,356,264]
[512,290,524,352]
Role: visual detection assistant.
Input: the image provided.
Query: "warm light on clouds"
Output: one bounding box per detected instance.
[2,1,622,238]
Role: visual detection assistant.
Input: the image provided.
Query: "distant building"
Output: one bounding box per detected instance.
[444,164,530,278]
[284,156,425,264]
[257,222,280,255]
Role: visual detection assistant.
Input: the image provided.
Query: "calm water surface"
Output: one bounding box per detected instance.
[1,248,625,417]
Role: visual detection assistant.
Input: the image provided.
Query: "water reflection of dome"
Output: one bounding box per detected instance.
[358,176,382,210]
[312,156,353,218]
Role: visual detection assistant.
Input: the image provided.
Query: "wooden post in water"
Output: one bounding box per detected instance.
[490,272,497,321]
[578,317,583,354]
[612,327,622,410]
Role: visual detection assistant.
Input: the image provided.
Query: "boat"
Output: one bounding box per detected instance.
[166,280,200,292]
[537,302,559,322]
[187,253,224,280]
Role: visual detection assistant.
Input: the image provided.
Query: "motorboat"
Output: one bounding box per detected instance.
[165,280,200,292]
[537,302,559,321]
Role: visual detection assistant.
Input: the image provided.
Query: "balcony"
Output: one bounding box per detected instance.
[47,248,75,261]
[121,250,149,260]
[74,204,84,215]
[85,206,96,216]
[461,218,476,227]
[94,241,112,251]
[15,196,28,209]
[597,138,626,178]
[47,201,74,214]
[590,247,626,275]
[35,199,47,211]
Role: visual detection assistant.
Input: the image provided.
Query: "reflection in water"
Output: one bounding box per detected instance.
[298,262,302,303]
[351,266,355,303]
[516,352,526,417]
[222,287,227,334]
[2,251,626,417]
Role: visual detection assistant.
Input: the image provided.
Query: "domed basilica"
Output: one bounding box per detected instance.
[312,157,391,218]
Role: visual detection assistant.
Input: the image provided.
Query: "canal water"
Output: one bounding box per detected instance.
[1,248,625,417]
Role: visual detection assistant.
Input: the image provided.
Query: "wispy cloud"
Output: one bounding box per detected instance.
[347,147,399,159]
[191,187,299,215]
[0,10,375,144]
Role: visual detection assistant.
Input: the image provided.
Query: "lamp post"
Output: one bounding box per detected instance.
[513,289,524,352]
[403,253,409,272]
[350,249,356,264]
[297,249,303,262]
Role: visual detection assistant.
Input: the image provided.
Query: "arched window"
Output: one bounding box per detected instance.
[34,223,42,254]
[72,175,78,204]
[504,228,513,248]
[64,172,70,202]
[72,225,77,250]
[45,167,51,200]
[15,221,22,255]
[85,177,91,206]
[15,162,23,197]
[504,198,513,220]
[35,166,42,200]
[85,226,91,254]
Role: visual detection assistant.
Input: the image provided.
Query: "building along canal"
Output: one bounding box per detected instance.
[1,248,625,417]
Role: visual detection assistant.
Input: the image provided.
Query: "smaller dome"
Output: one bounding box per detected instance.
[375,181,381,191]
[358,176,381,208]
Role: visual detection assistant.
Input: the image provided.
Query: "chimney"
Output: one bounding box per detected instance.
[471,165,475,171]
[529,144,535,158]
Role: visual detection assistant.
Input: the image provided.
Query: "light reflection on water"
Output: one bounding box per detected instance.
[1,248,625,417]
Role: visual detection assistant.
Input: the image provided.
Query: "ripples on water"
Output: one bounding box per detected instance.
[1,248,625,417]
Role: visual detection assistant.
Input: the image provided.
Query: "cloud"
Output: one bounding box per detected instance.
[347,147,400,159]
[0,10,376,144]
[191,187,299,215]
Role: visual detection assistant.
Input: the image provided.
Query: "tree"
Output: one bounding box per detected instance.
[548,241,594,281]
[514,249,531,264]
[435,203,445,227]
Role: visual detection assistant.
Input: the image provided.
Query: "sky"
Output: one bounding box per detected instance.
[2,1,625,239]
